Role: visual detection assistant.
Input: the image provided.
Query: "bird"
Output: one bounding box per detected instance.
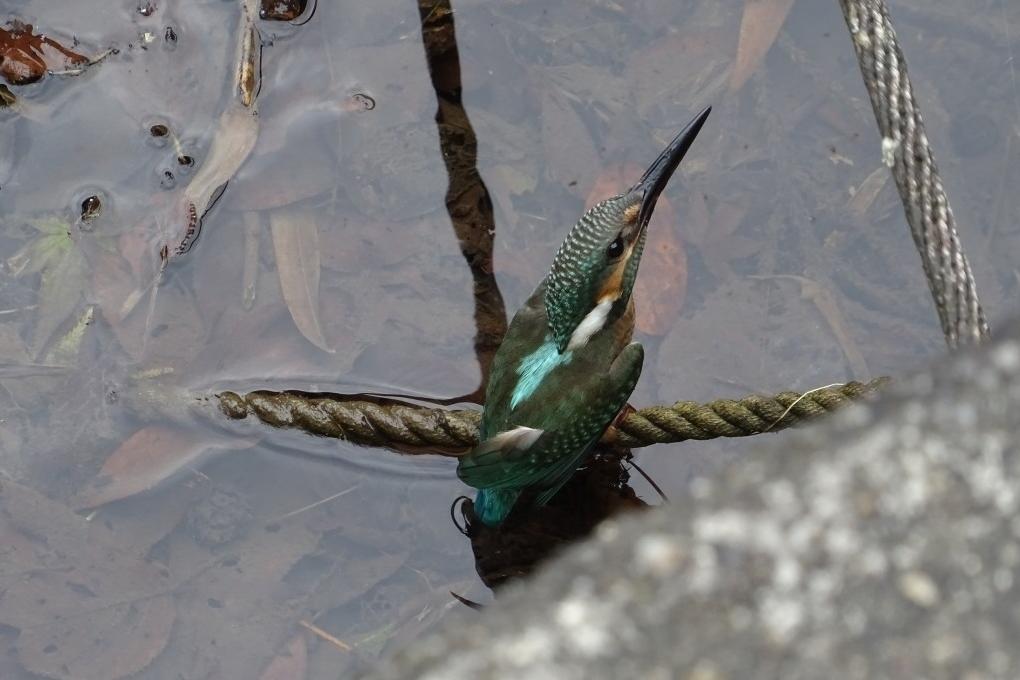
[457,107,711,526]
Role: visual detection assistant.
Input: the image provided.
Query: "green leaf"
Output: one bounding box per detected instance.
[44,305,94,366]
[33,243,86,358]
[7,228,71,277]
[28,216,72,235]
[4,215,96,359]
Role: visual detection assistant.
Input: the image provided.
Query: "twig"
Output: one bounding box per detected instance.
[48,47,118,76]
[762,382,845,432]
[627,458,669,503]
[298,620,352,652]
[274,484,360,521]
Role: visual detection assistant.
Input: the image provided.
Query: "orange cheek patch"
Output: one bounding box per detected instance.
[623,203,640,224]
[598,244,635,302]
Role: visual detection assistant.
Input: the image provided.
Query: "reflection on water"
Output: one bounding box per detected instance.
[0,0,1018,676]
[463,448,649,590]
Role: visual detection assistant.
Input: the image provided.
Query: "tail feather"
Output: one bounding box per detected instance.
[473,488,521,526]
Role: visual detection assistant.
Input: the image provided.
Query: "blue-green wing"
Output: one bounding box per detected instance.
[458,343,643,497]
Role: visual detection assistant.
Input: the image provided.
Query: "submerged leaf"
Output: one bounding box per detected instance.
[260,0,308,21]
[0,20,88,85]
[258,635,308,680]
[18,594,175,680]
[634,219,687,336]
[88,243,143,325]
[4,216,100,356]
[6,217,72,275]
[729,0,798,91]
[586,162,687,336]
[45,304,95,365]
[0,480,176,680]
[33,244,86,357]
[74,425,258,509]
[270,210,333,352]
[169,0,260,256]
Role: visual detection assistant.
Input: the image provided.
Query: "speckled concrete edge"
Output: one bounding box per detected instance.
[364,319,1020,680]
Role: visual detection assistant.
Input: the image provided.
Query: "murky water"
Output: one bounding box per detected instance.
[1,0,1018,677]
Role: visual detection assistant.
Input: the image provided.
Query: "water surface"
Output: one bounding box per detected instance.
[0,0,1017,677]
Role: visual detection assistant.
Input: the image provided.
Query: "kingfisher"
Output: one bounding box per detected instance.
[458,107,711,526]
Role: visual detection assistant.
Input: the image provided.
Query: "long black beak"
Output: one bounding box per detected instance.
[631,106,711,230]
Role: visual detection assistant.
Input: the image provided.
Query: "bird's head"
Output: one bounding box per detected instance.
[545,107,710,353]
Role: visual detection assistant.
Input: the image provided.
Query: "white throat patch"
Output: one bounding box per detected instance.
[566,296,615,351]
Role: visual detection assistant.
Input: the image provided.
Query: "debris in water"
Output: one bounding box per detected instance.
[0,20,88,85]
[260,0,308,22]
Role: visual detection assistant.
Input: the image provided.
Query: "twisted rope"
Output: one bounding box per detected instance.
[609,379,887,447]
[838,0,988,348]
[217,391,482,451]
[217,378,888,454]
[215,1,974,459]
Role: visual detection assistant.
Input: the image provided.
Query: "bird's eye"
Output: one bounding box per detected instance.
[606,236,624,259]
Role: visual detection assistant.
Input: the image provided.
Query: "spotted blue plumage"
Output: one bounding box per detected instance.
[457,107,711,527]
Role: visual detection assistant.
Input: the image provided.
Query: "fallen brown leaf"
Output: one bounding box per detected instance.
[586,162,687,336]
[0,481,176,680]
[87,242,141,325]
[0,21,87,85]
[74,425,257,509]
[151,505,323,677]
[634,216,688,336]
[729,0,798,92]
[260,0,308,21]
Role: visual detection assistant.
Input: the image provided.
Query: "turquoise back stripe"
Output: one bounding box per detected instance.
[510,338,573,410]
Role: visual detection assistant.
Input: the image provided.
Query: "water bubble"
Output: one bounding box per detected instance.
[80,195,102,222]
[73,188,108,230]
[146,121,171,148]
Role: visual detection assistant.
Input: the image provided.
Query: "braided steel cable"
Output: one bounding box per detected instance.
[838,0,988,347]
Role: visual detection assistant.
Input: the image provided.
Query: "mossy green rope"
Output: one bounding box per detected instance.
[217,378,889,454]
